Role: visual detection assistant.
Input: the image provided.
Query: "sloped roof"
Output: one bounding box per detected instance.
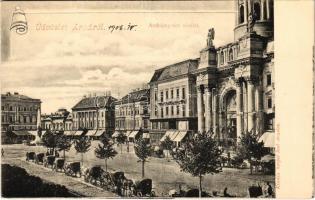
[118,89,149,104]
[72,96,116,110]
[1,92,41,102]
[149,59,199,83]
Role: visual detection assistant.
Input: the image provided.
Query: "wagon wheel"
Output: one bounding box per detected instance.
[137,191,142,197]
[150,191,156,197]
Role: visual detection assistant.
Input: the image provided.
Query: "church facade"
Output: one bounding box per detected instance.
[149,0,274,146]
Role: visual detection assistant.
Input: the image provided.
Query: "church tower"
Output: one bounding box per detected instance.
[234,0,274,41]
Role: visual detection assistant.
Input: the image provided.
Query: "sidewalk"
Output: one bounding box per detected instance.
[2,157,117,197]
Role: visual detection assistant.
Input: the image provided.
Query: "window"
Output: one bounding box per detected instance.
[267,74,272,86]
[160,107,164,118]
[152,122,158,130]
[154,91,157,101]
[1,106,4,111]
[254,2,261,20]
[182,88,186,99]
[171,106,174,116]
[182,105,186,117]
[166,106,169,116]
[160,91,164,102]
[176,105,180,115]
[154,107,158,116]
[9,106,13,111]
[239,5,244,23]
[229,49,233,61]
[267,97,272,109]
[176,89,180,99]
[171,89,174,99]
[166,90,169,100]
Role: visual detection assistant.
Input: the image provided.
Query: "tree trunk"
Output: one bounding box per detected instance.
[142,160,145,178]
[105,159,107,172]
[199,175,202,198]
[81,153,84,167]
[63,150,66,159]
[121,144,123,154]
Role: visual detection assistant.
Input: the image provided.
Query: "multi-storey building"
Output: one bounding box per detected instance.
[114,88,150,141]
[149,59,199,145]
[1,92,41,143]
[72,94,116,138]
[41,108,70,132]
[148,0,275,148]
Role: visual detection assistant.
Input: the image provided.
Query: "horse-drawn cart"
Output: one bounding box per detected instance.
[64,162,81,177]
[26,152,36,162]
[43,155,55,168]
[34,153,45,164]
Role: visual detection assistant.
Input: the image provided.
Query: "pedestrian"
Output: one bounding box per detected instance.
[266,182,273,197]
[1,148,4,157]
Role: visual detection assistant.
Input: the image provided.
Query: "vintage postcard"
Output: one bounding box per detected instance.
[0,0,313,199]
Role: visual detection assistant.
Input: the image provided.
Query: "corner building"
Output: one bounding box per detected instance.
[149,0,275,146]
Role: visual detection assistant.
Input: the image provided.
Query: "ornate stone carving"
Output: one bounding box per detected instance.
[207,28,215,47]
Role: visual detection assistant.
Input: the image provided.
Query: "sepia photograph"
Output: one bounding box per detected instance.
[1,0,277,198]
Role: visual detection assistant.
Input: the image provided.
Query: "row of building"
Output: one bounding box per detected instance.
[1,0,275,148]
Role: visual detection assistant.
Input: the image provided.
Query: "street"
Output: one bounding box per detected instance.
[2,142,274,197]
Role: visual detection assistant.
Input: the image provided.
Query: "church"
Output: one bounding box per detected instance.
[149,0,274,147]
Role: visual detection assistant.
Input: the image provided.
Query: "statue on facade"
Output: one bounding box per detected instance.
[207,28,215,47]
[247,12,256,33]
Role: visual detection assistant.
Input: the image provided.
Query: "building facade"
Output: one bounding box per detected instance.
[148,0,274,147]
[41,108,70,131]
[115,88,150,133]
[1,92,41,132]
[1,92,41,143]
[149,59,199,144]
[72,94,116,137]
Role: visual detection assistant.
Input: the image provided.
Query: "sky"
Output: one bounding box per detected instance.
[1,1,235,114]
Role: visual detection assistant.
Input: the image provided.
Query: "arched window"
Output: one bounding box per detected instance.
[220,51,224,65]
[254,2,261,20]
[229,49,233,61]
[239,5,245,23]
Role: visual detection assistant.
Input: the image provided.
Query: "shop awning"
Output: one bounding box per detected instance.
[124,131,132,137]
[258,131,275,148]
[85,130,97,136]
[128,130,140,139]
[28,131,38,136]
[112,131,121,138]
[94,129,105,137]
[173,131,188,142]
[160,130,177,142]
[12,130,32,136]
[142,133,150,139]
[64,130,75,136]
[261,154,275,162]
[74,130,84,136]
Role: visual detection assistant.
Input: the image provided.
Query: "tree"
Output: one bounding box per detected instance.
[41,131,58,155]
[237,132,267,174]
[115,132,126,154]
[56,135,72,159]
[73,137,91,166]
[174,131,222,197]
[134,138,151,178]
[160,135,173,160]
[94,136,118,172]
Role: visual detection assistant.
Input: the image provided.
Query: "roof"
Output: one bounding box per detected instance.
[72,95,116,110]
[1,92,41,102]
[117,89,149,104]
[149,59,199,84]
